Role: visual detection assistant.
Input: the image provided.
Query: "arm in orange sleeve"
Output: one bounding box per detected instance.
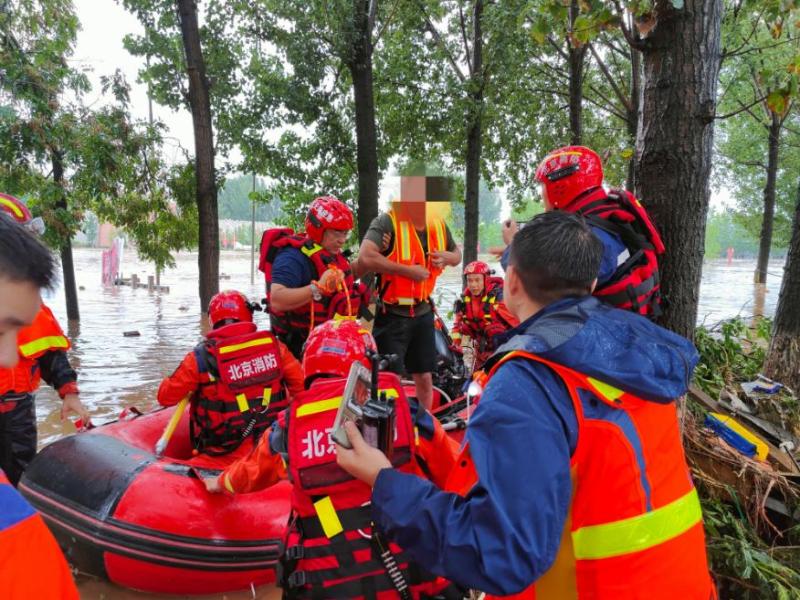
[157,351,201,407]
[279,341,305,398]
[219,420,287,494]
[410,401,460,488]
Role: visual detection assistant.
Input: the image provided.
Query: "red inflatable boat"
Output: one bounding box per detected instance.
[19,405,291,595]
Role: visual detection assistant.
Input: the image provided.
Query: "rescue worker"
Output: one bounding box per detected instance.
[499,146,665,317]
[0,193,89,486]
[338,211,714,599]
[205,319,464,599]
[358,181,462,410]
[452,261,518,370]
[157,290,304,462]
[261,195,370,359]
[0,213,79,598]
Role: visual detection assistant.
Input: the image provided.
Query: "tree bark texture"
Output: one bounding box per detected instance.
[349,0,379,241]
[568,0,587,145]
[754,113,781,284]
[634,0,723,340]
[626,47,641,191]
[51,150,79,321]
[177,0,219,313]
[764,179,800,392]
[463,0,484,266]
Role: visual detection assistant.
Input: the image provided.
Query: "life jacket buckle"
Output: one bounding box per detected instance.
[285,545,304,560]
[287,571,307,588]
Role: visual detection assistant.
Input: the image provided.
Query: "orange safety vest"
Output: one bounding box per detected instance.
[381,211,448,306]
[446,350,714,600]
[0,304,70,396]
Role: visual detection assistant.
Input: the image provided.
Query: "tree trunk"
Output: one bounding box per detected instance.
[349,0,379,241]
[754,114,781,284]
[634,0,723,340]
[764,179,800,392]
[51,150,79,321]
[463,0,484,266]
[568,0,587,145]
[177,0,219,313]
[626,47,641,192]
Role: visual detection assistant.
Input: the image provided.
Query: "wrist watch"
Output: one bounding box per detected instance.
[310,281,323,301]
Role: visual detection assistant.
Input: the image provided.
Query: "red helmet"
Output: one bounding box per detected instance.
[0,193,46,235]
[305,196,354,244]
[208,290,253,328]
[464,261,491,277]
[303,318,375,381]
[534,146,603,209]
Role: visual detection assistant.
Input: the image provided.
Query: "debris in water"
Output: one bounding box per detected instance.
[179,305,189,311]
[123,330,141,337]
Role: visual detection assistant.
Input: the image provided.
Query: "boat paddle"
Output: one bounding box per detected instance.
[155,396,189,457]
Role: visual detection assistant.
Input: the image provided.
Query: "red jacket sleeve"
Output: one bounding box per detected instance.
[219,427,286,494]
[279,341,305,398]
[157,351,201,407]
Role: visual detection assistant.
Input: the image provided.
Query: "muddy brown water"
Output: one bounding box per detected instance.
[31,248,782,598]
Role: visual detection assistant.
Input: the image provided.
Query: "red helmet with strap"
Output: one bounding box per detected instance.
[302,318,375,381]
[208,290,253,328]
[464,261,491,277]
[305,196,353,244]
[0,193,45,235]
[534,146,603,209]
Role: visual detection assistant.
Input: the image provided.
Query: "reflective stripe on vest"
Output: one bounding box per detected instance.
[218,336,274,355]
[301,243,323,258]
[19,335,69,358]
[398,220,412,262]
[313,495,344,538]
[297,396,343,417]
[572,487,702,560]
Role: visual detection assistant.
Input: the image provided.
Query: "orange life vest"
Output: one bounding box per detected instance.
[280,373,458,599]
[0,304,70,396]
[446,350,714,600]
[192,322,287,455]
[380,211,448,306]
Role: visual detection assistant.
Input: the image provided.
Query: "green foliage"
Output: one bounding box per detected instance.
[702,496,800,599]
[705,208,762,259]
[694,318,768,397]
[218,175,283,222]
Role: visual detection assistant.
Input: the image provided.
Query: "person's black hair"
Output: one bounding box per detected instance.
[508,211,602,305]
[0,213,57,290]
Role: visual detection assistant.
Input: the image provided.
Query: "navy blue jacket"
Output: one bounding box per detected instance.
[371,295,698,595]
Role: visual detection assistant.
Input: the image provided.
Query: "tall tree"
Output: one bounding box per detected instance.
[0,0,91,320]
[764,178,800,391]
[122,0,244,311]
[176,0,219,311]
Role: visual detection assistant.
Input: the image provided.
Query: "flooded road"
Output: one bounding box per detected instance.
[34,248,783,598]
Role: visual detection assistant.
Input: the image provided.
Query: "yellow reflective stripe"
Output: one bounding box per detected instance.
[398,221,412,262]
[223,473,235,494]
[262,387,272,407]
[301,243,323,257]
[549,151,583,159]
[218,337,273,355]
[314,496,344,538]
[433,219,446,250]
[208,372,216,382]
[296,396,342,417]
[396,297,415,306]
[19,335,69,358]
[236,393,249,413]
[587,377,624,403]
[572,488,702,560]
[0,196,24,219]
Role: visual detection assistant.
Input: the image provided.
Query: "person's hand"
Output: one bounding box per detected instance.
[487,246,506,258]
[61,394,90,423]
[335,421,392,487]
[501,220,519,245]
[430,250,452,268]
[406,265,430,282]
[380,232,392,253]
[318,267,345,295]
[204,477,223,494]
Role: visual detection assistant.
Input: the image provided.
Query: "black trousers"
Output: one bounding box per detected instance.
[0,393,37,486]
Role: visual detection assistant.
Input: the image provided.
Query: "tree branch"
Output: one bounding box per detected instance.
[610,0,646,51]
[715,93,770,120]
[588,42,632,112]
[546,34,569,61]
[416,0,466,82]
[721,6,765,61]
[373,0,401,47]
[367,0,378,36]
[459,2,472,74]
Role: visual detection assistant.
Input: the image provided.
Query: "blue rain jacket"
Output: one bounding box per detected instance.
[371,295,698,595]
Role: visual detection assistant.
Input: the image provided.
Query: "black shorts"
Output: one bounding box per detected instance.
[373,310,436,375]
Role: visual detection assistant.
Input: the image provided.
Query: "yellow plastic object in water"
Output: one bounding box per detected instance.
[710,412,769,461]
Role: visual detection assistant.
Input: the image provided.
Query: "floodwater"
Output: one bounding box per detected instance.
[32,248,784,599]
